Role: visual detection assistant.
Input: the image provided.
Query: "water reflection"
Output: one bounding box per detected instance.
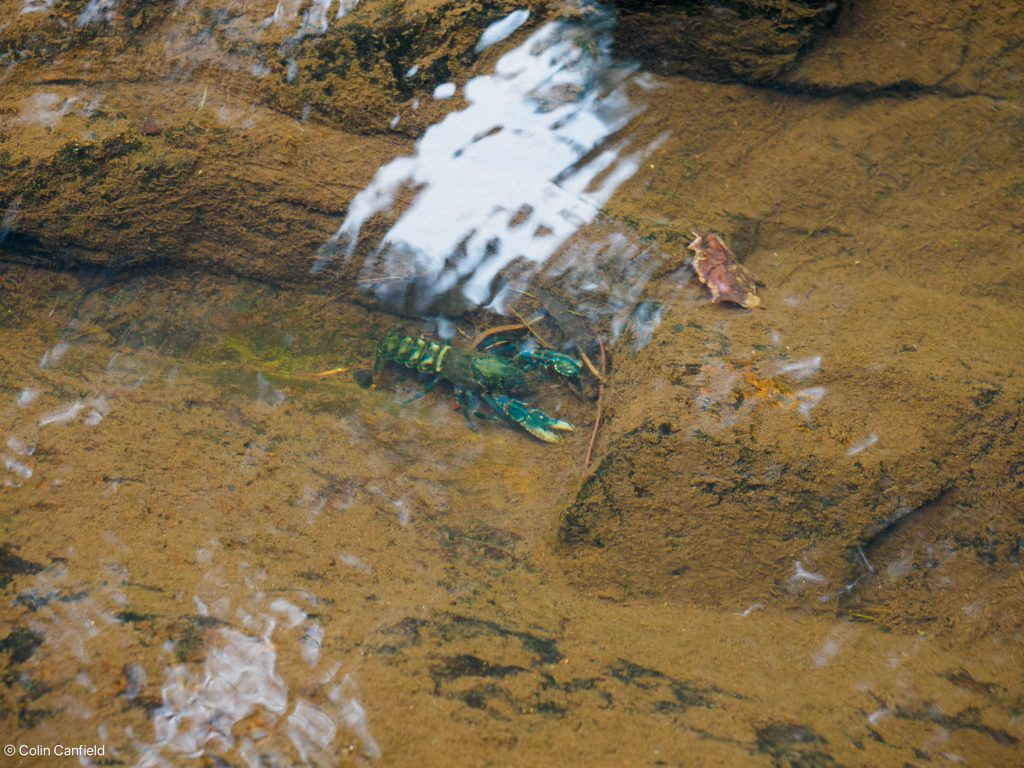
[149,625,290,758]
[318,10,651,314]
[77,0,118,27]
[2,0,1022,763]
[138,583,381,765]
[688,336,828,435]
[20,0,56,16]
[0,270,454,763]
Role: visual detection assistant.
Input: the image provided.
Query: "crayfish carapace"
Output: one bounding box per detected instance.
[373,332,581,443]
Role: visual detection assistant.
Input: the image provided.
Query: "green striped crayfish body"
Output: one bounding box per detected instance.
[372,331,580,443]
[375,334,451,376]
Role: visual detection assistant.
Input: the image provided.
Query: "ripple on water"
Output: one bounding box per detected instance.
[317,12,650,314]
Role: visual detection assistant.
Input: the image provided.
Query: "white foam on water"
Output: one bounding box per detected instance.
[300,623,324,666]
[813,635,842,668]
[84,395,109,427]
[270,0,362,35]
[330,675,381,759]
[432,82,457,100]
[15,92,76,126]
[269,598,306,629]
[867,707,890,726]
[339,552,375,575]
[39,340,70,369]
[394,496,412,526]
[77,0,117,26]
[796,386,827,419]
[256,372,287,407]
[792,561,826,584]
[21,0,56,14]
[268,0,302,27]
[739,602,764,618]
[0,195,20,245]
[151,627,289,756]
[288,699,337,762]
[317,18,642,313]
[3,454,33,479]
[299,0,333,36]
[336,0,360,19]
[847,433,878,456]
[16,388,38,407]
[6,435,32,455]
[777,355,821,381]
[269,0,359,89]
[39,402,85,427]
[476,8,530,52]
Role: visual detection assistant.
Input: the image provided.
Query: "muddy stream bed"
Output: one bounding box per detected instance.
[1,1,1023,766]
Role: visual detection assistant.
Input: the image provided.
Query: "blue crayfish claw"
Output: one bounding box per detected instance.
[514,349,582,379]
[482,394,575,443]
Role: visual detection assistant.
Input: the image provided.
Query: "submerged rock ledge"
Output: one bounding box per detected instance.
[0,0,840,280]
[2,0,1023,637]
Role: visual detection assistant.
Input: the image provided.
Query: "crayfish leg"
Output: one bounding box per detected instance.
[454,387,479,432]
[514,349,582,380]
[402,374,441,406]
[476,336,519,356]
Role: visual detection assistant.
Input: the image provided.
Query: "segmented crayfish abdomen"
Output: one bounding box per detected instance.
[375,334,450,375]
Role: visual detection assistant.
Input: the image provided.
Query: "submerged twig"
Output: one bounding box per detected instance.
[313,366,349,378]
[578,348,607,385]
[355,272,427,285]
[584,334,606,469]
[508,307,550,347]
[309,292,347,314]
[469,322,526,350]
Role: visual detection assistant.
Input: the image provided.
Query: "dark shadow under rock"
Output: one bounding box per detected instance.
[612,0,842,82]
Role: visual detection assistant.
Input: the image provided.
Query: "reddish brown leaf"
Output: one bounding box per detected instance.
[687,231,761,308]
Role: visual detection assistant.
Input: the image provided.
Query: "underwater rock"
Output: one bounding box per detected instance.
[611,0,842,82]
[557,301,1024,612]
[0,0,549,282]
[777,1,1024,98]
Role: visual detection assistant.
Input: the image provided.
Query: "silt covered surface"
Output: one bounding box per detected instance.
[1,0,1023,765]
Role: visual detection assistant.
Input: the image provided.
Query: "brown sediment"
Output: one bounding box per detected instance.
[1,0,1023,766]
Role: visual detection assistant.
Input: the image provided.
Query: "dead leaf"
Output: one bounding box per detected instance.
[687,231,762,309]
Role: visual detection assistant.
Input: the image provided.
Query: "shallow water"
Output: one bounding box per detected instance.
[2,1,1023,766]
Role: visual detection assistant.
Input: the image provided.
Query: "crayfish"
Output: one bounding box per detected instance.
[373,331,581,443]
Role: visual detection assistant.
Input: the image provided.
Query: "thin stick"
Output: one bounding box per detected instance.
[309,292,346,314]
[584,335,607,468]
[313,366,349,378]
[579,348,607,384]
[454,535,521,562]
[469,322,526,350]
[507,288,538,300]
[508,307,550,347]
[355,272,425,284]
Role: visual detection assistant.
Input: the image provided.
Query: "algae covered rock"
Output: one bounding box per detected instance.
[557,275,1024,617]
[612,0,842,81]
[0,0,549,280]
